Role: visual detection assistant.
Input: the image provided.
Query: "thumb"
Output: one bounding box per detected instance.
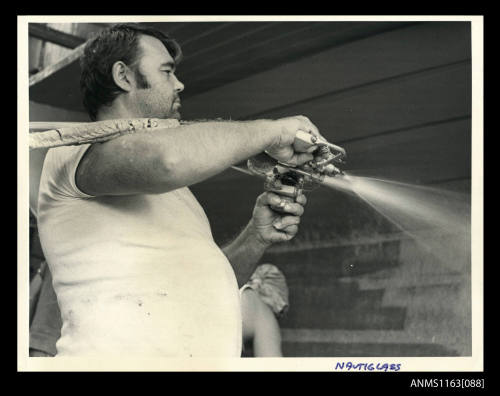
[286,152,314,166]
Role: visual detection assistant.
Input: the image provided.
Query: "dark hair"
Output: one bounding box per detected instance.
[80,23,182,120]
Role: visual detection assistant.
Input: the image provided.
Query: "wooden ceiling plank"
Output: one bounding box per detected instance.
[179,22,334,75]
[143,22,189,35]
[344,118,470,162]
[177,22,277,62]
[178,22,236,47]
[247,62,471,144]
[180,23,471,122]
[182,22,405,78]
[181,23,415,98]
[179,22,334,76]
[242,59,470,120]
[153,22,235,44]
[338,115,470,146]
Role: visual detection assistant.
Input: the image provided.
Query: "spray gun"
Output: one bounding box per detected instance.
[245,130,347,209]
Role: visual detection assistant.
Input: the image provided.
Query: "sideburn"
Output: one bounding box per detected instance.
[134,68,151,89]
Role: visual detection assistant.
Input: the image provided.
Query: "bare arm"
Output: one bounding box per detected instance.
[241,289,283,357]
[222,191,306,287]
[221,221,269,288]
[76,117,319,196]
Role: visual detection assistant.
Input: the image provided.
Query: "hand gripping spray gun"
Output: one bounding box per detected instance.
[245,131,347,209]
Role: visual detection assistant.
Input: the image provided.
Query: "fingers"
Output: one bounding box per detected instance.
[288,152,314,166]
[271,226,299,242]
[278,202,304,216]
[290,116,329,161]
[267,115,327,165]
[273,222,299,242]
[257,192,306,216]
[252,191,308,244]
[295,115,321,139]
[281,224,299,237]
[295,193,307,206]
[256,191,282,207]
[274,114,325,142]
[295,115,329,145]
[272,216,300,230]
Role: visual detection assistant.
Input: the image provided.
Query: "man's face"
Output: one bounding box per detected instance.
[129,35,184,119]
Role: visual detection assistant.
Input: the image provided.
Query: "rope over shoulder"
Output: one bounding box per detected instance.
[29,118,181,150]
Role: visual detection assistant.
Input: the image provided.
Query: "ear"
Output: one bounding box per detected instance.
[111,61,134,92]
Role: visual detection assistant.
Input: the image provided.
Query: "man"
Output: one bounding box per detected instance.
[37,23,321,357]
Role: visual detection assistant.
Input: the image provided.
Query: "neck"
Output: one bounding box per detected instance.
[95,97,143,121]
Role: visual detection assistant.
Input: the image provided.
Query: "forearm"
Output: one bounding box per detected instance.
[222,220,271,287]
[158,120,276,190]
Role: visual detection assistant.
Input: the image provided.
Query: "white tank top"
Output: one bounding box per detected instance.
[37,144,242,357]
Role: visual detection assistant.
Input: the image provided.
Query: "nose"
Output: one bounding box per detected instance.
[173,74,184,93]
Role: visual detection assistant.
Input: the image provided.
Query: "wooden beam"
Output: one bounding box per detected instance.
[29,42,85,87]
[29,23,86,49]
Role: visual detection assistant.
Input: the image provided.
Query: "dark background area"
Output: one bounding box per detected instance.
[28,20,472,356]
